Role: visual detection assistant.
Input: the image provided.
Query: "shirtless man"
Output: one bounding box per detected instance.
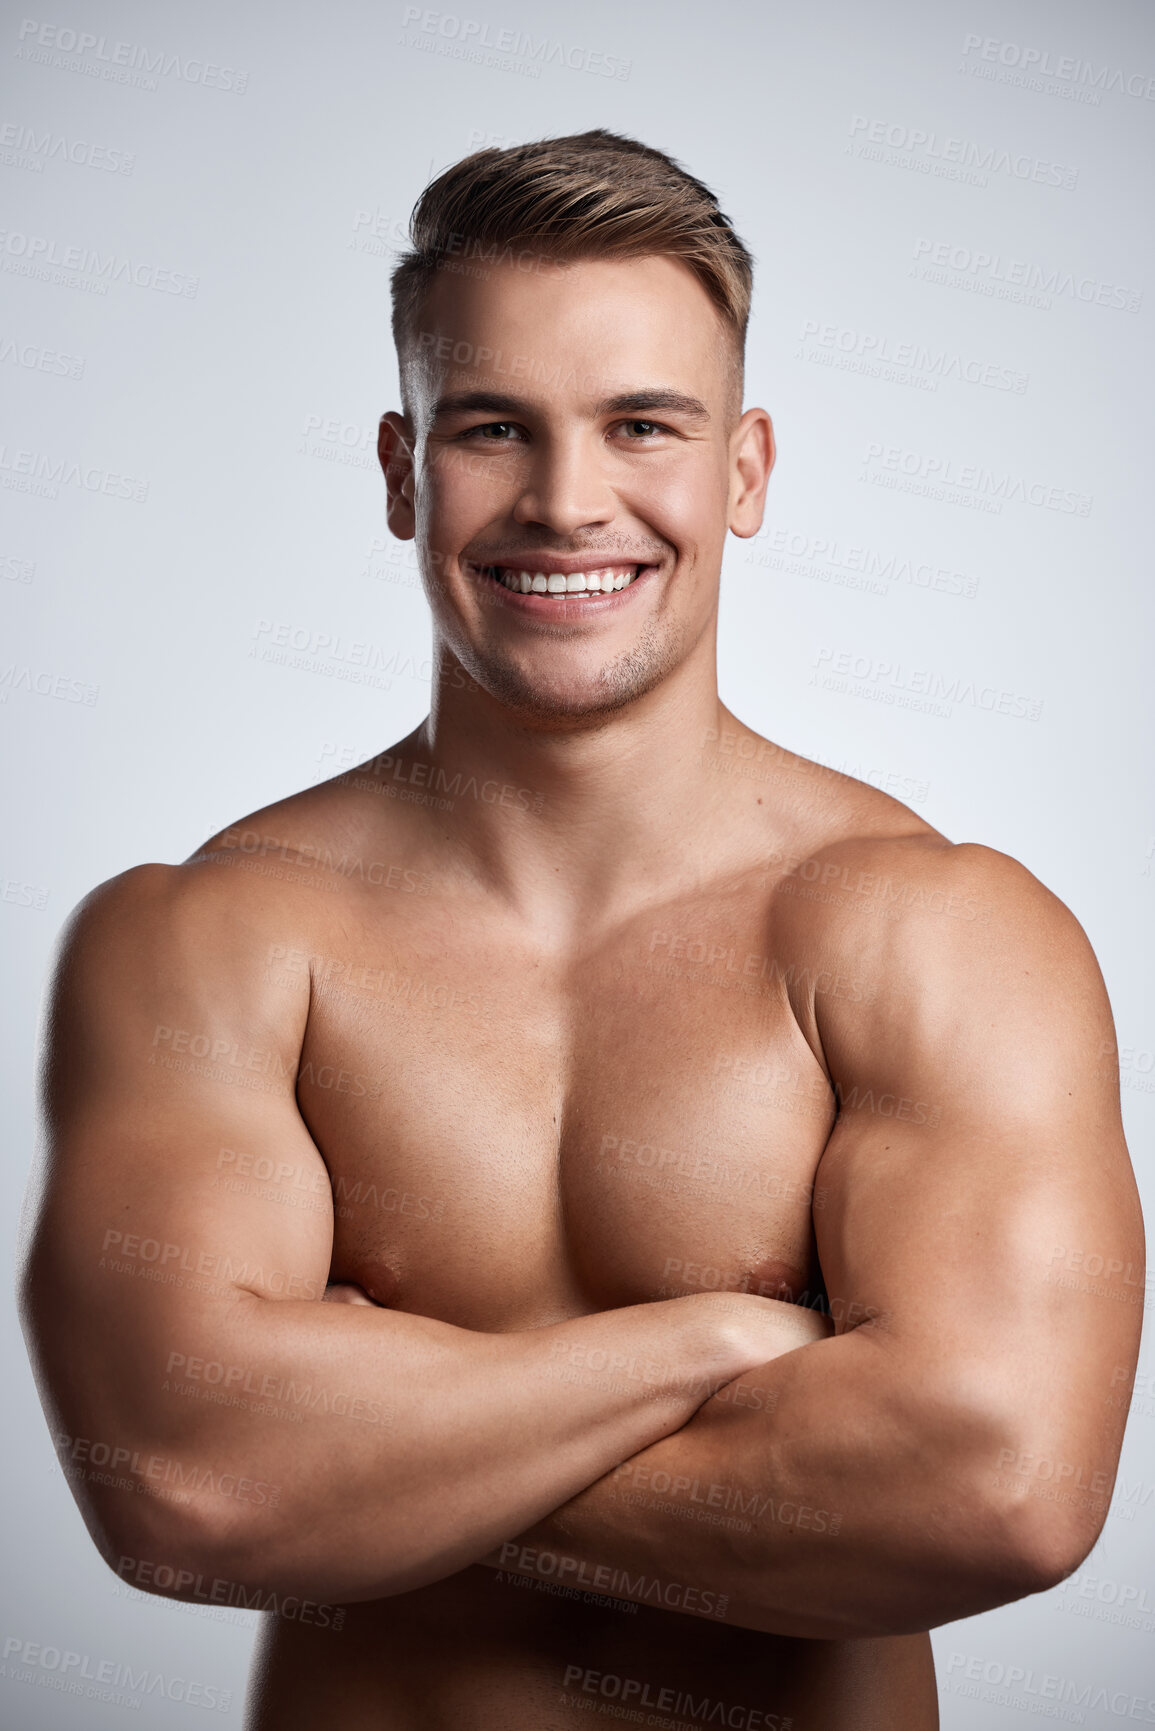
[22,130,1143,1730]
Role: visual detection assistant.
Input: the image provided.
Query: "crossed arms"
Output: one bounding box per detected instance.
[21,840,1143,1639]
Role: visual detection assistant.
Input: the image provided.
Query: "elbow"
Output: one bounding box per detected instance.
[979,1420,1114,1601]
[941,1452,1105,1616]
[911,1373,1114,1617]
[88,1477,268,1604]
[848,1490,1097,1639]
[986,1480,1102,1600]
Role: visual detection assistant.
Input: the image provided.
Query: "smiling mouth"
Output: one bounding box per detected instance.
[475,563,646,597]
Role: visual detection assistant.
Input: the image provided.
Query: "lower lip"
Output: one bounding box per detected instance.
[469,565,659,619]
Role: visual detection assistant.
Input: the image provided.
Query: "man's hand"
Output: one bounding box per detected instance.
[323,1283,380,1306]
[486,840,1144,1639]
[22,863,818,1610]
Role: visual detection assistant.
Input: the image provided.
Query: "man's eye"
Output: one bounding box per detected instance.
[468,422,518,440]
[621,420,662,439]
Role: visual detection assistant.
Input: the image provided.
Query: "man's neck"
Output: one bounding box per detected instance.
[395,651,761,937]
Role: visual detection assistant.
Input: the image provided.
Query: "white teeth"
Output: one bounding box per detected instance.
[489,564,641,595]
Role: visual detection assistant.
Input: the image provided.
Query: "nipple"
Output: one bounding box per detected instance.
[745,1257,808,1304]
[358,1259,402,1307]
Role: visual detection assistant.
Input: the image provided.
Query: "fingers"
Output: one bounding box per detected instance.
[322,1282,378,1306]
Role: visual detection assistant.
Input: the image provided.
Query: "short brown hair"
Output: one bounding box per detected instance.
[390,129,753,376]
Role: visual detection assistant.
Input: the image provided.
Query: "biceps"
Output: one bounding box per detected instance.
[813,1114,1143,1415]
[26,1083,335,1423]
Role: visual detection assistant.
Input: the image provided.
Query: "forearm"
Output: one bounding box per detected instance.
[486,1326,1043,1639]
[43,1283,784,1604]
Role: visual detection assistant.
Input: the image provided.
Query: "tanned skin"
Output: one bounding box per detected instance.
[22,253,1143,1730]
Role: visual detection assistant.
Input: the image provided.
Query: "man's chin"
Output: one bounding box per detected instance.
[465,648,677,727]
[480,678,647,728]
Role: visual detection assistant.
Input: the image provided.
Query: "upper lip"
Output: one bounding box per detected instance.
[465,554,657,576]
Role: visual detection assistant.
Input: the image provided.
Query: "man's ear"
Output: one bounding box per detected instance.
[727,408,775,539]
[379,412,416,540]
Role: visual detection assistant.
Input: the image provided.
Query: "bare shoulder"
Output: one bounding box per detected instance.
[57,802,318,983]
[192,753,417,880]
[54,752,423,1005]
[778,841,1112,1124]
[751,747,1107,1055]
[773,823,1093,975]
[46,853,303,1083]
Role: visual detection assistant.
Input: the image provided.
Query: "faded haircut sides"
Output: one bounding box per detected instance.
[390,128,754,416]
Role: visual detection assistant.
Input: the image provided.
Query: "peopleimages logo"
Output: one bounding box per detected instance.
[944,1651,1155,1721]
[0,229,198,297]
[861,441,1092,518]
[0,444,148,502]
[560,1664,790,1728]
[0,121,135,175]
[14,18,249,93]
[1,1634,231,1712]
[1056,1569,1155,1631]
[398,6,631,78]
[959,34,1155,102]
[748,523,978,600]
[812,647,1043,723]
[912,237,1142,314]
[797,319,1028,395]
[0,336,85,379]
[848,115,1078,189]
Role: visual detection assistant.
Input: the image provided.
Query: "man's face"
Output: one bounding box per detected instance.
[383,254,771,724]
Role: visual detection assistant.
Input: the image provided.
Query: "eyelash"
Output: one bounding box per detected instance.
[457,420,672,443]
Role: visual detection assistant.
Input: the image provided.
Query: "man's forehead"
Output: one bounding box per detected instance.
[407,254,733,418]
[424,249,720,320]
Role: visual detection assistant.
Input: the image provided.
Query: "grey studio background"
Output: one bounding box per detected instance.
[2,0,1153,1724]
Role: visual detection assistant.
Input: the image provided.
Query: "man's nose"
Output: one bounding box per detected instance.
[512,435,615,537]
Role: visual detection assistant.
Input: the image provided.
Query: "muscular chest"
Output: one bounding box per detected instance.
[292,897,835,1329]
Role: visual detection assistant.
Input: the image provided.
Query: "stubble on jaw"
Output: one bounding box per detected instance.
[454,610,689,726]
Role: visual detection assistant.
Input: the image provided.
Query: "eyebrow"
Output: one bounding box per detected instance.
[431,388,711,423]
